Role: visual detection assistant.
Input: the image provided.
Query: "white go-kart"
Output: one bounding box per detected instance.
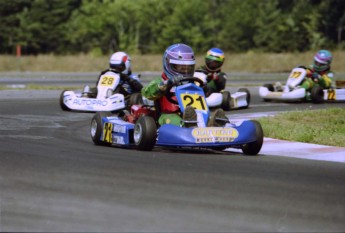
[259,67,345,103]
[60,73,145,112]
[194,71,250,111]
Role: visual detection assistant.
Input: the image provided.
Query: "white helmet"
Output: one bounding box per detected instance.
[109,52,131,74]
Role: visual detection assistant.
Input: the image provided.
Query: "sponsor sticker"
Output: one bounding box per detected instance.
[73,99,108,106]
[192,127,239,143]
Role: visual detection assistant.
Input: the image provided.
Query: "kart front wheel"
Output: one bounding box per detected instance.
[90,111,112,146]
[59,90,70,111]
[262,84,274,102]
[263,83,274,91]
[134,116,157,151]
[242,120,264,155]
[310,86,324,104]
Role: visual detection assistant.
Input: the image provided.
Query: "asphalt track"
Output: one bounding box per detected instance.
[0,86,345,231]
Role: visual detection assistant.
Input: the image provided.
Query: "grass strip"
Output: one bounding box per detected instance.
[257,108,345,147]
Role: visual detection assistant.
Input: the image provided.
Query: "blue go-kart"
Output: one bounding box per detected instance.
[90,77,264,155]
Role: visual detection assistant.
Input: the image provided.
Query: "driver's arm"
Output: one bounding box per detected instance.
[121,74,143,92]
[141,78,165,101]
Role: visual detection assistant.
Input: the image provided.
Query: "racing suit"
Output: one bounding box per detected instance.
[195,65,228,97]
[300,66,335,91]
[141,72,182,126]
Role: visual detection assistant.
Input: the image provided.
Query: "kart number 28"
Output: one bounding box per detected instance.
[100,76,115,87]
[181,94,208,111]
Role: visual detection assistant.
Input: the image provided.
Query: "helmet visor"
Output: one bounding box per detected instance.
[171,64,195,75]
[314,60,328,71]
[206,59,223,70]
[111,63,126,72]
[169,58,195,76]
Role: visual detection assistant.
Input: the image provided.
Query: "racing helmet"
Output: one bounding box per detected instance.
[163,44,196,80]
[109,51,131,74]
[313,50,332,72]
[205,48,225,72]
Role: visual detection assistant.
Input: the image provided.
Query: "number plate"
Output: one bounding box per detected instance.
[100,76,115,87]
[180,93,208,111]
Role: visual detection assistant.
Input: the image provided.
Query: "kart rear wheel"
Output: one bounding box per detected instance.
[59,90,70,111]
[134,116,157,151]
[242,120,264,156]
[90,111,112,146]
[310,86,324,104]
[237,88,251,108]
[221,91,231,111]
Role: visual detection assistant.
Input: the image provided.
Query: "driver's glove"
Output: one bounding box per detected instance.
[311,72,320,82]
[158,76,182,91]
[207,73,219,82]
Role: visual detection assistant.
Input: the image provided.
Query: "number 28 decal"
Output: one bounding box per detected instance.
[181,94,208,111]
[100,76,115,86]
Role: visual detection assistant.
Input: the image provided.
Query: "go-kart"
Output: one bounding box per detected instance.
[194,71,250,111]
[259,67,345,103]
[60,73,144,112]
[90,77,263,155]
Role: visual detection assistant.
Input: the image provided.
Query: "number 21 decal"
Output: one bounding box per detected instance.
[181,94,207,111]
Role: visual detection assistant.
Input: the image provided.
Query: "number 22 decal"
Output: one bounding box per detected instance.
[327,89,336,100]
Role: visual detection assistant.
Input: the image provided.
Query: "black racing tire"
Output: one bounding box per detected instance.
[133,116,157,151]
[262,83,274,102]
[242,120,264,156]
[59,90,71,111]
[127,92,144,109]
[221,91,231,111]
[237,87,251,108]
[90,111,112,146]
[310,86,324,104]
[263,83,274,91]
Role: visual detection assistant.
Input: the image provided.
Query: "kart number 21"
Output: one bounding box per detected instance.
[181,94,207,111]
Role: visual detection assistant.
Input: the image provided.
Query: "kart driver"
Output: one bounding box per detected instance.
[141,43,228,127]
[299,50,335,91]
[83,51,143,97]
[195,48,228,97]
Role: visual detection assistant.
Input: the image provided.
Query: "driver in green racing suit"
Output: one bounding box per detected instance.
[300,50,335,91]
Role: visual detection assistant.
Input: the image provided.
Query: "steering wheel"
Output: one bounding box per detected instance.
[165,77,205,104]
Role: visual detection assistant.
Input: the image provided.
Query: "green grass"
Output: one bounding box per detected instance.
[0,84,81,90]
[256,108,345,147]
[1,50,345,73]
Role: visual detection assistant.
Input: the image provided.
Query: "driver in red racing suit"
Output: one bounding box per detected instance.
[141,43,227,127]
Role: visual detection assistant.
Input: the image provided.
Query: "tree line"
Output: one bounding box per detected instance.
[0,0,344,55]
